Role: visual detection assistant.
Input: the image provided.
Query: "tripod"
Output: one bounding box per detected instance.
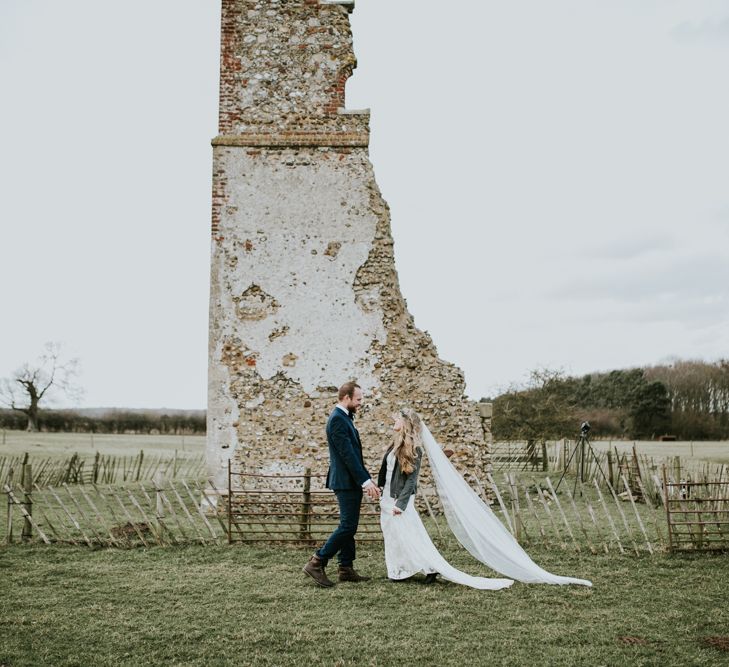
[554,427,610,496]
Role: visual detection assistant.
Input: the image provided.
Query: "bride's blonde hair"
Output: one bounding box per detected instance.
[392,408,423,475]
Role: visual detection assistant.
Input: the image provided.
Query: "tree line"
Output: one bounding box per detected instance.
[1,343,206,434]
[0,409,206,435]
[492,360,729,442]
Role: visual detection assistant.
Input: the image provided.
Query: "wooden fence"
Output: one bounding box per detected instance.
[497,440,726,505]
[0,450,206,488]
[226,464,382,545]
[491,441,549,471]
[4,461,727,554]
[663,471,729,552]
[3,463,225,547]
[221,460,713,555]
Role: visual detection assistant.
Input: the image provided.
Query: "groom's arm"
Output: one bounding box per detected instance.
[329,417,372,487]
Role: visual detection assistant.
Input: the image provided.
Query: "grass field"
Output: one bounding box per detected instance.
[0,430,205,460]
[1,543,728,666]
[592,440,729,466]
[1,432,728,665]
[2,430,727,466]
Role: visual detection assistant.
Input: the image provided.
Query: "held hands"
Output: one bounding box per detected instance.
[364,480,399,513]
[363,480,381,501]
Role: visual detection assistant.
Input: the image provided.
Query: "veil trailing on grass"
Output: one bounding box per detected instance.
[420,422,592,587]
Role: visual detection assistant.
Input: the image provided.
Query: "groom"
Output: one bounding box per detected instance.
[303,381,380,587]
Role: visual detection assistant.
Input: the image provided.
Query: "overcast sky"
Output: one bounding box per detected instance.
[1,1,727,409]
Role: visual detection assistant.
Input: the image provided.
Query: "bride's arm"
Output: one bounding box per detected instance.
[394,447,423,512]
[377,447,390,491]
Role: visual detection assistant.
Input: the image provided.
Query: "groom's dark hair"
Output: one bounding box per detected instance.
[338,381,361,401]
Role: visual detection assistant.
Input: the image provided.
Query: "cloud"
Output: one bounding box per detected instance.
[548,254,729,326]
[716,204,729,222]
[672,16,729,45]
[587,235,675,261]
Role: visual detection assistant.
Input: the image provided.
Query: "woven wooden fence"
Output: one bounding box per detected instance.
[5,460,727,554]
[221,459,711,555]
[3,464,225,547]
[0,450,206,488]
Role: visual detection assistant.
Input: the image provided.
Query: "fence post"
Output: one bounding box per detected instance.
[5,467,13,544]
[606,451,614,488]
[136,450,144,482]
[300,467,312,541]
[154,472,165,520]
[22,463,33,542]
[673,456,681,485]
[662,465,673,554]
[506,473,522,541]
[541,441,548,472]
[227,459,232,545]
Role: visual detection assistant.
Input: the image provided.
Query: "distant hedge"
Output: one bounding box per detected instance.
[491,360,729,441]
[0,409,206,434]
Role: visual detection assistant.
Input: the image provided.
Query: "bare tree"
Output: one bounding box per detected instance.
[0,342,83,432]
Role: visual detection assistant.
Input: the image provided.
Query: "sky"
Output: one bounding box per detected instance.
[0,0,727,409]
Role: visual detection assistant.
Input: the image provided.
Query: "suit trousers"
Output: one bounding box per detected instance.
[316,488,363,567]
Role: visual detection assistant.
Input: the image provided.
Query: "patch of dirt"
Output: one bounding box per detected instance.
[110,521,153,540]
[617,636,650,646]
[701,636,729,652]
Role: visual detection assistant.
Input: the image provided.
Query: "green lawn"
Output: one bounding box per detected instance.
[1,543,728,666]
[592,439,729,465]
[0,430,205,461]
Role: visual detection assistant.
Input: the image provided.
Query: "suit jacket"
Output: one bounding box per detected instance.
[325,408,372,490]
[377,445,423,511]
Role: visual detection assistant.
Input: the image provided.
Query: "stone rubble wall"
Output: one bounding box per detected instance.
[208,0,491,488]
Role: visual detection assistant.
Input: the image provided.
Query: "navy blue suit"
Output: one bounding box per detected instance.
[316,407,372,567]
[325,407,371,489]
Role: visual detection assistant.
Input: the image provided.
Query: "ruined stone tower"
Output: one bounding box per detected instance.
[208,0,488,483]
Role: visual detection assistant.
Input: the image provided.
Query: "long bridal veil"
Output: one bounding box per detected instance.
[420,421,592,587]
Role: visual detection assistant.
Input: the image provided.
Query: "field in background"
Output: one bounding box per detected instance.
[3,429,727,465]
[592,439,729,465]
[0,430,205,460]
[3,432,727,555]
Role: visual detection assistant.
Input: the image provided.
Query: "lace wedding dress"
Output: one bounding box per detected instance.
[379,423,593,589]
[380,450,514,590]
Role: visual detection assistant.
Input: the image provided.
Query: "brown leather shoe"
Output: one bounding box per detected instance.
[338,566,371,582]
[303,554,335,588]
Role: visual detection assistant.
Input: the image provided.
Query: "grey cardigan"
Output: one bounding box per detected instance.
[377,445,423,511]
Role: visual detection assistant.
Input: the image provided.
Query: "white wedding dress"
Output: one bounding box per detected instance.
[380,450,514,590]
[379,422,593,589]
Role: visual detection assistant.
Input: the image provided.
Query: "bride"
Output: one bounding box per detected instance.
[378,408,592,589]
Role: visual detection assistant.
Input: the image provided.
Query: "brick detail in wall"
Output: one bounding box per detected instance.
[212,131,369,148]
[210,173,226,238]
[324,65,353,114]
[216,0,358,135]
[218,1,243,135]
